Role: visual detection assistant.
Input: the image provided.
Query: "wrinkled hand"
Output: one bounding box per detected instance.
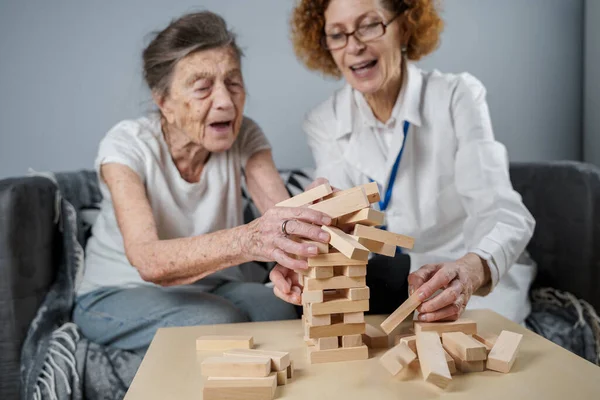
[407,253,491,322]
[270,263,304,305]
[243,206,331,271]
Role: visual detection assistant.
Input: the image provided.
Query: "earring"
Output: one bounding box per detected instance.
[401,45,408,55]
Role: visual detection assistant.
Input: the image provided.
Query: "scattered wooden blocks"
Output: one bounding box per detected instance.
[307,345,369,364]
[196,336,254,351]
[380,292,422,335]
[416,332,452,389]
[222,349,290,371]
[486,330,523,373]
[442,332,487,361]
[473,331,499,353]
[362,324,389,348]
[414,319,477,336]
[201,357,271,378]
[203,374,277,400]
[380,343,417,376]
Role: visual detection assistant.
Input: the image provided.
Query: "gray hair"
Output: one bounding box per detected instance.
[142,11,243,99]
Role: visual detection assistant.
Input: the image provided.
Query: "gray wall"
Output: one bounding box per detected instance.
[0,0,584,179]
[585,0,600,167]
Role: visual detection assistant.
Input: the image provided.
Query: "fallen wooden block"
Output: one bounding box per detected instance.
[397,334,416,352]
[223,349,290,371]
[307,322,366,339]
[343,312,365,324]
[410,349,457,375]
[380,342,417,376]
[337,208,385,227]
[276,183,332,207]
[308,252,368,267]
[318,336,339,351]
[196,336,254,351]
[309,187,369,218]
[321,225,369,261]
[310,298,369,316]
[308,345,369,364]
[414,319,477,336]
[353,224,415,249]
[351,235,397,257]
[201,357,271,378]
[287,360,294,379]
[362,324,389,348]
[342,334,363,348]
[304,275,366,291]
[325,182,381,203]
[204,373,277,400]
[473,331,499,353]
[486,330,523,373]
[416,332,452,389]
[380,292,421,335]
[442,332,487,361]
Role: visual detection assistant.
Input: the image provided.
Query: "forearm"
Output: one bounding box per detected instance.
[128,224,252,286]
[246,150,290,214]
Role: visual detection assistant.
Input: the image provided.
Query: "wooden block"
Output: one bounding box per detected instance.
[223,349,290,371]
[342,334,363,348]
[416,332,452,389]
[286,360,294,379]
[379,343,417,376]
[276,369,288,386]
[308,266,334,279]
[414,319,477,336]
[321,226,369,261]
[442,332,487,361]
[318,336,339,350]
[308,345,369,364]
[276,183,332,207]
[351,235,396,257]
[304,336,317,346]
[340,265,367,277]
[362,324,389,348]
[473,332,498,353]
[308,252,368,267]
[196,336,254,351]
[302,290,324,304]
[455,358,485,373]
[325,182,381,203]
[398,335,417,353]
[486,330,523,373]
[290,236,329,254]
[304,276,366,291]
[309,187,370,218]
[343,312,365,324]
[204,374,277,400]
[311,299,369,316]
[337,208,385,227]
[353,224,415,249]
[380,292,421,335]
[307,322,366,339]
[201,357,271,378]
[305,309,331,326]
[410,350,457,374]
[343,287,370,301]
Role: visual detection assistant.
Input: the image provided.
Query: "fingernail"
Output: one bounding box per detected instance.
[419,313,428,322]
[319,232,330,242]
[418,291,426,300]
[308,246,318,255]
[322,216,332,225]
[409,285,414,296]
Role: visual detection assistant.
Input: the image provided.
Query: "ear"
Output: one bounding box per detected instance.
[153,91,176,125]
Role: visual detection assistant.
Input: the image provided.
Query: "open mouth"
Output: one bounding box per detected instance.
[209,120,233,129]
[349,59,378,73]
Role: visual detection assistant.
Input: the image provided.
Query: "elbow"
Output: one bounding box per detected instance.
[125,243,167,285]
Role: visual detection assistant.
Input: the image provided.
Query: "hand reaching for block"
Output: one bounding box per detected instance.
[270,263,304,305]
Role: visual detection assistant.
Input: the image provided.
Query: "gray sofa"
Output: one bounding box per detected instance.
[1,161,599,399]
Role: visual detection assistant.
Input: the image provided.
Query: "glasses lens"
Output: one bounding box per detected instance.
[325,33,347,50]
[357,23,385,41]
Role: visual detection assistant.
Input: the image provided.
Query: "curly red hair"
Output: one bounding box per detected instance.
[291,0,444,77]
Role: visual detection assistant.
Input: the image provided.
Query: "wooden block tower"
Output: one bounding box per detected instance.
[277,183,415,364]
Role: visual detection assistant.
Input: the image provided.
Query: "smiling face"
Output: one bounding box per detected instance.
[324,0,404,95]
[156,46,245,153]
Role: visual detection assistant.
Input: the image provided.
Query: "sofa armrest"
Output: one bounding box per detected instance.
[510,161,600,312]
[0,176,58,400]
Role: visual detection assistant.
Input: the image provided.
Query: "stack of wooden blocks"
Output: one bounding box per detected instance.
[276,182,415,364]
[378,291,524,389]
[197,335,294,400]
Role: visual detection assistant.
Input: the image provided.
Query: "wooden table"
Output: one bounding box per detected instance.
[124,309,600,399]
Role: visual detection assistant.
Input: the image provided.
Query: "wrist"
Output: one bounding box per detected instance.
[461,252,491,291]
[235,224,253,263]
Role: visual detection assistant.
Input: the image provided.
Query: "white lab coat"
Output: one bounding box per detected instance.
[304,62,536,324]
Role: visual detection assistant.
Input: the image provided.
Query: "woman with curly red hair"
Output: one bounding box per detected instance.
[272,0,537,324]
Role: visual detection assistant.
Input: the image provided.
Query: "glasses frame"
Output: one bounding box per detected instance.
[321,11,404,51]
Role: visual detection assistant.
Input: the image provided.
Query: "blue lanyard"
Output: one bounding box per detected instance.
[373,120,410,213]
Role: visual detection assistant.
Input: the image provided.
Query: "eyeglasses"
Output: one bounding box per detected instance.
[321,12,402,51]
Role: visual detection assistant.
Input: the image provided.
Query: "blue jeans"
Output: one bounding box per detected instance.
[72,281,298,352]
